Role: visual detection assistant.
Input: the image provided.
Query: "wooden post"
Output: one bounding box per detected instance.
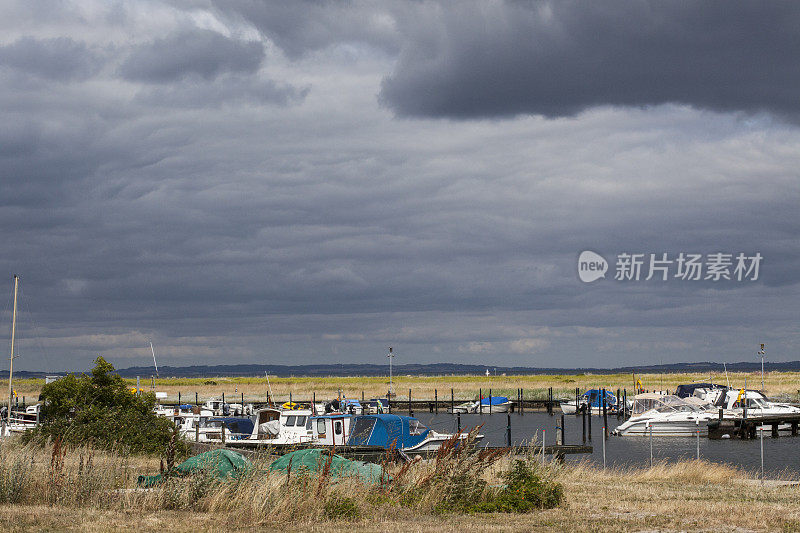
[195,421,199,442]
[520,388,524,414]
[587,404,592,441]
[489,389,492,415]
[178,392,181,405]
[241,392,244,406]
[561,414,566,445]
[582,407,586,443]
[451,388,454,412]
[221,421,226,445]
[195,392,198,405]
[434,389,438,414]
[408,389,412,416]
[479,388,482,415]
[506,413,512,447]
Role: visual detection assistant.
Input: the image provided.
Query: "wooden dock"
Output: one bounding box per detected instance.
[708,414,800,439]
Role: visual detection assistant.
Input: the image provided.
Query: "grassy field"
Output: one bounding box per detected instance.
[4,371,800,405]
[0,436,798,532]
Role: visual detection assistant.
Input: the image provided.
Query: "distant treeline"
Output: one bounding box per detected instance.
[14,360,800,379]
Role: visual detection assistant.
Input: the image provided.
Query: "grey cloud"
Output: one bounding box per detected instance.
[380,1,800,120]
[0,37,103,81]
[133,74,308,107]
[119,29,264,83]
[212,0,400,59]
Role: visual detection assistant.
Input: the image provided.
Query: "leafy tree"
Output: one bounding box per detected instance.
[23,357,187,456]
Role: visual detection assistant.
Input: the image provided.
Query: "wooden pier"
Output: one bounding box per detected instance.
[708,413,800,440]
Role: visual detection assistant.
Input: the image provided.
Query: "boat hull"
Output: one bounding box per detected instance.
[614,418,709,437]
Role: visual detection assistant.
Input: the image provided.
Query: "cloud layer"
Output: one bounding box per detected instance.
[0,0,798,372]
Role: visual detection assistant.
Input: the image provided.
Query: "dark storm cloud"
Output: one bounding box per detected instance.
[380,1,800,120]
[0,37,103,81]
[119,29,264,83]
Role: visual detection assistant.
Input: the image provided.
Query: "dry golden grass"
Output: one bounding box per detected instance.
[2,443,800,532]
[4,370,800,406]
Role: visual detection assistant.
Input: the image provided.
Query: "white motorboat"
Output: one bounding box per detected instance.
[704,389,800,431]
[613,394,722,437]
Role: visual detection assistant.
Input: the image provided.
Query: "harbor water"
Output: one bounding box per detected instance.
[412,410,800,476]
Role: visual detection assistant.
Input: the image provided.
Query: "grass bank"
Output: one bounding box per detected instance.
[0,435,799,532]
[5,371,800,406]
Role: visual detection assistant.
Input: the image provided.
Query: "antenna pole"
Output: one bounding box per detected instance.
[7,275,18,426]
[150,342,159,378]
[387,347,394,397]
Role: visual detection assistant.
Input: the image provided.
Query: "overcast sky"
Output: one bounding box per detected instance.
[1,1,798,372]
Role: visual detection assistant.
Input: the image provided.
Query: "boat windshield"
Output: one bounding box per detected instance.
[632,394,710,415]
[409,419,428,435]
[349,417,377,441]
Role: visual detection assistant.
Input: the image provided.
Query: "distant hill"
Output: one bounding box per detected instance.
[14,360,800,379]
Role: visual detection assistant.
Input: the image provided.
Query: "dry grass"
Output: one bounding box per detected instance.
[5,371,800,406]
[2,440,800,532]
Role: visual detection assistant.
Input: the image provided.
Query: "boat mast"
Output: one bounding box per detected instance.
[7,275,18,425]
[150,342,159,378]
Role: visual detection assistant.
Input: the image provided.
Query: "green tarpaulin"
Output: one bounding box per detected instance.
[268,449,385,484]
[137,449,251,488]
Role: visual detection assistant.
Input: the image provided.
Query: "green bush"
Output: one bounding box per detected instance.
[324,496,360,520]
[493,460,563,512]
[22,357,189,457]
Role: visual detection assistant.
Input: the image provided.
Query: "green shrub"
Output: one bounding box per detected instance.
[324,496,360,520]
[22,357,189,457]
[491,460,563,512]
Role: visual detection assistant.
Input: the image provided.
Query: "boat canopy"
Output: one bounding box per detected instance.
[674,383,717,398]
[631,394,712,415]
[208,417,254,438]
[583,389,617,408]
[346,414,430,449]
[480,396,510,406]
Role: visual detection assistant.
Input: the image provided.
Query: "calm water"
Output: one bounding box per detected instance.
[411,410,800,476]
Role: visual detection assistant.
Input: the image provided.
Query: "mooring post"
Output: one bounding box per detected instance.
[506,413,512,447]
[435,389,438,414]
[222,392,225,406]
[582,407,586,443]
[587,405,592,441]
[479,388,482,415]
[520,388,524,414]
[451,388,454,412]
[547,387,553,415]
[362,390,365,402]
[561,414,566,445]
[575,387,580,415]
[195,392,198,406]
[408,388,412,416]
[178,392,181,405]
[195,422,199,442]
[241,392,244,407]
[623,389,627,417]
[457,412,461,432]
[221,421,226,445]
[489,389,493,415]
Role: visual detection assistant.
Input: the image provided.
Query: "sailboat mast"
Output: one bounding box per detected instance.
[8,275,18,425]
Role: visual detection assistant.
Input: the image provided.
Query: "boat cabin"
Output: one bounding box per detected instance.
[310,414,353,446]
